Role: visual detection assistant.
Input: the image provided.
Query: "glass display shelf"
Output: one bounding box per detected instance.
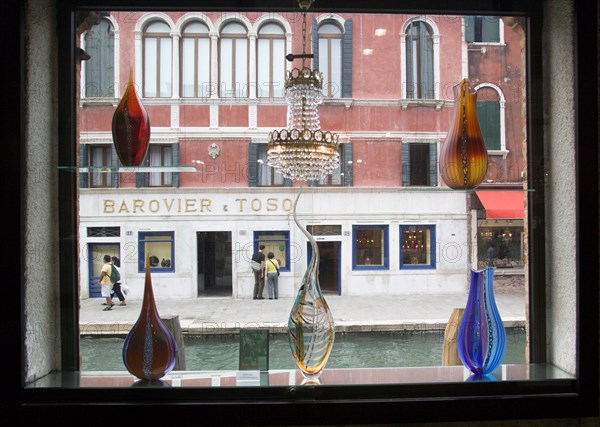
[25,364,574,389]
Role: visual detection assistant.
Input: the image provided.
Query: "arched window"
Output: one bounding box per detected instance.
[317,22,342,98]
[476,86,502,151]
[143,21,172,97]
[84,18,114,98]
[219,22,248,98]
[405,21,434,99]
[181,21,211,98]
[257,23,286,98]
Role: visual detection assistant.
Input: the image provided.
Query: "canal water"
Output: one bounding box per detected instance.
[81,329,527,372]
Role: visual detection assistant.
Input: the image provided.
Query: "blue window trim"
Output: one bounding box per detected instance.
[138,231,175,273]
[253,230,290,272]
[399,224,436,270]
[352,224,389,270]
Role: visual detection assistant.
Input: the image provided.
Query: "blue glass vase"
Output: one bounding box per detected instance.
[457,267,506,375]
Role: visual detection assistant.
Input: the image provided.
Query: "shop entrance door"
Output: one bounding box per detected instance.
[197,231,232,297]
[307,241,341,295]
[88,243,120,298]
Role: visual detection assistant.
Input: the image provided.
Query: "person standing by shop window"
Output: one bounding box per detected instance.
[251,245,266,300]
[266,252,280,300]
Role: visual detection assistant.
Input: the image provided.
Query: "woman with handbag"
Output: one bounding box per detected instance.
[266,252,280,300]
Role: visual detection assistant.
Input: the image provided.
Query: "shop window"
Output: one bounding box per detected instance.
[254,231,290,271]
[138,231,175,272]
[353,225,389,270]
[400,224,436,269]
[477,221,524,270]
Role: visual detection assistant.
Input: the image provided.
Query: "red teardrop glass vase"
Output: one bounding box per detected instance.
[122,257,177,380]
[112,68,151,166]
[439,79,488,189]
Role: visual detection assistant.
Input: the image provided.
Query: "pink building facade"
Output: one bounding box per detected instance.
[77,10,526,299]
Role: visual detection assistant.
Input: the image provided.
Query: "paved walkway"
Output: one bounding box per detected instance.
[79,278,526,335]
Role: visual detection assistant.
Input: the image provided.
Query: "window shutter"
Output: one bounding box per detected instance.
[136,154,148,188]
[482,17,500,43]
[401,143,410,186]
[172,144,180,188]
[283,178,292,187]
[101,24,114,97]
[111,146,119,188]
[477,100,501,150]
[405,33,414,98]
[465,16,475,43]
[429,143,438,186]
[342,19,353,98]
[79,144,89,188]
[312,18,319,71]
[342,143,353,186]
[248,143,258,187]
[85,33,100,97]
[420,26,434,99]
[308,179,317,187]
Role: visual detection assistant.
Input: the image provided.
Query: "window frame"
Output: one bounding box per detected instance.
[256,21,286,99]
[137,231,175,273]
[253,230,290,272]
[399,224,436,270]
[180,20,211,98]
[352,224,390,270]
[142,20,173,98]
[20,0,599,423]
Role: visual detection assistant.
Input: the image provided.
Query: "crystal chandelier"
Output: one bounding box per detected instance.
[267,0,340,181]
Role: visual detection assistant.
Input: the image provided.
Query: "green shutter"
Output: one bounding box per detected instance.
[248,143,258,187]
[420,25,434,99]
[428,143,438,186]
[312,18,319,71]
[111,146,119,188]
[477,100,501,150]
[79,144,89,188]
[342,143,353,186]
[85,19,114,98]
[465,16,475,43]
[405,33,414,98]
[342,19,352,98]
[401,143,410,186]
[172,144,180,188]
[283,178,292,187]
[482,17,500,43]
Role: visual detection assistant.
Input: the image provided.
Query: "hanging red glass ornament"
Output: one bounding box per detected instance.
[112,67,151,166]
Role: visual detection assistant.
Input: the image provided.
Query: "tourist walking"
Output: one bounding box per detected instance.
[98,255,114,311]
[110,256,127,306]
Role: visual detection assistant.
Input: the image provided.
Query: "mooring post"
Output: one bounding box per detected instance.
[162,314,186,370]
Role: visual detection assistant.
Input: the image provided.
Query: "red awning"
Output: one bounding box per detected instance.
[475,191,524,219]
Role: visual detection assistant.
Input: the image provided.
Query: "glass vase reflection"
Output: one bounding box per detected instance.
[112,67,151,166]
[439,79,489,189]
[288,192,335,380]
[122,257,177,381]
[457,267,506,375]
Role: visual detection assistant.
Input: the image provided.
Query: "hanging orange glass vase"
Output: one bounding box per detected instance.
[112,67,151,166]
[439,79,488,189]
[122,256,177,381]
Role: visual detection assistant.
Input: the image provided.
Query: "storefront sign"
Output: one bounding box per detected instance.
[101,197,294,215]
